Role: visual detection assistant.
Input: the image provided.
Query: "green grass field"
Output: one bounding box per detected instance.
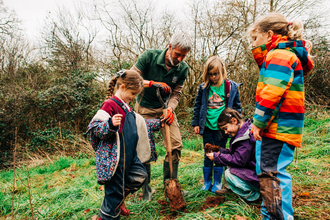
[0,110,329,219]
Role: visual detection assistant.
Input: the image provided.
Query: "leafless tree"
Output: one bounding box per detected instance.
[41,5,99,74]
[94,0,179,70]
[180,0,328,114]
[0,0,20,36]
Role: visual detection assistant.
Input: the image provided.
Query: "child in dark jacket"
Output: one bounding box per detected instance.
[206,108,260,201]
[87,70,149,220]
[192,56,241,193]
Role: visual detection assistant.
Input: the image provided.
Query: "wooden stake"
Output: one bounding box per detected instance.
[12,127,17,219]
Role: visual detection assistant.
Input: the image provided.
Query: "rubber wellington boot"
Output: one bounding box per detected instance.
[163,160,178,181]
[163,161,171,182]
[142,163,152,201]
[211,167,223,194]
[172,162,179,180]
[201,167,212,191]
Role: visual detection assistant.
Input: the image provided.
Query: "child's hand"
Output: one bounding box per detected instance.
[160,117,165,127]
[194,126,200,134]
[206,152,214,161]
[252,125,263,141]
[112,114,123,127]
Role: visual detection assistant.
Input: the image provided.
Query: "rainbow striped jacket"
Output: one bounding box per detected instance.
[251,35,314,147]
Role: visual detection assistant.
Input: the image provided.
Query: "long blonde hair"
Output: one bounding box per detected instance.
[106,70,144,99]
[203,56,227,88]
[248,12,312,51]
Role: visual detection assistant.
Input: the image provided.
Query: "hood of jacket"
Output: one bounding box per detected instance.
[230,119,253,146]
[251,35,314,75]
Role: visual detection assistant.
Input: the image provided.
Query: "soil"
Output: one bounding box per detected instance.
[291,185,330,219]
[157,200,169,206]
[204,143,220,153]
[164,179,186,211]
[158,200,188,219]
[161,213,182,220]
[198,196,225,211]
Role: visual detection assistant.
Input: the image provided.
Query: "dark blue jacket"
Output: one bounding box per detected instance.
[192,80,241,134]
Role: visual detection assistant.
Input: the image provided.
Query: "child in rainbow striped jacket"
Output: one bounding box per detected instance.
[248,13,314,220]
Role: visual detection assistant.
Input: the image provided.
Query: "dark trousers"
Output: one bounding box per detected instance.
[99,156,147,220]
[203,127,227,167]
[99,123,147,220]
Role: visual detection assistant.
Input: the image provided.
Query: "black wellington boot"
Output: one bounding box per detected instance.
[142,163,152,201]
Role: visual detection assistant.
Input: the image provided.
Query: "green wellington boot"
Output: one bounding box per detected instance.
[142,163,152,201]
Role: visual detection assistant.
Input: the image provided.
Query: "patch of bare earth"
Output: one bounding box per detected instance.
[199,196,225,211]
[293,185,330,219]
[157,200,188,220]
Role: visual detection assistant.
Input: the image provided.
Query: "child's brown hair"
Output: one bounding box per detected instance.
[248,12,312,50]
[203,56,227,88]
[106,69,144,99]
[217,108,242,128]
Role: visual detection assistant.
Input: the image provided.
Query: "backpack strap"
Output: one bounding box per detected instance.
[224,79,231,107]
[109,98,129,114]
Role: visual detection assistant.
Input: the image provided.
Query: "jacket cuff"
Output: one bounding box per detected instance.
[154,119,162,130]
[192,121,198,127]
[219,148,226,153]
[108,118,119,131]
[213,152,221,165]
[252,118,268,129]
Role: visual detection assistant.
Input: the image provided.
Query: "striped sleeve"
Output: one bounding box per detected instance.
[253,51,296,128]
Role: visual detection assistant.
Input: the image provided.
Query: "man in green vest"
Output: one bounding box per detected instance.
[131,32,192,200]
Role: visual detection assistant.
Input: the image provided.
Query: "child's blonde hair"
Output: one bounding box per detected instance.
[203,56,227,88]
[106,70,144,99]
[248,12,312,50]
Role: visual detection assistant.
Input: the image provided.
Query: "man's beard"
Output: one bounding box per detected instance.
[168,50,180,67]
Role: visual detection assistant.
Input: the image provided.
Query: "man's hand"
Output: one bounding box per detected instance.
[112,114,123,127]
[149,80,172,95]
[161,108,174,125]
[194,126,200,134]
[252,125,263,141]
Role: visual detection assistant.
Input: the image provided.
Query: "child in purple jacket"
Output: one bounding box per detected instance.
[207,108,260,201]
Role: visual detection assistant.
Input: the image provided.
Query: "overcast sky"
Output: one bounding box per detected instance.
[2,0,188,39]
[3,0,74,38]
[5,0,329,41]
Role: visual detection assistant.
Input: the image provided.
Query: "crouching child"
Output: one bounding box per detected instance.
[207,108,260,201]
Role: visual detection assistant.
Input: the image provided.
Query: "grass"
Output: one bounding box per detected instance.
[0,110,330,219]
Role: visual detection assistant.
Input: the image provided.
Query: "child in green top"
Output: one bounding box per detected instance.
[192,56,241,193]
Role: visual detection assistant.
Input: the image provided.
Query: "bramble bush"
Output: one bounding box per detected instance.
[0,69,104,168]
[27,127,75,152]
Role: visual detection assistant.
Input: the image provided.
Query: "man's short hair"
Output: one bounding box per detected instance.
[170,32,192,51]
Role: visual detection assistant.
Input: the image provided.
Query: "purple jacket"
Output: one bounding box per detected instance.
[213,119,260,188]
